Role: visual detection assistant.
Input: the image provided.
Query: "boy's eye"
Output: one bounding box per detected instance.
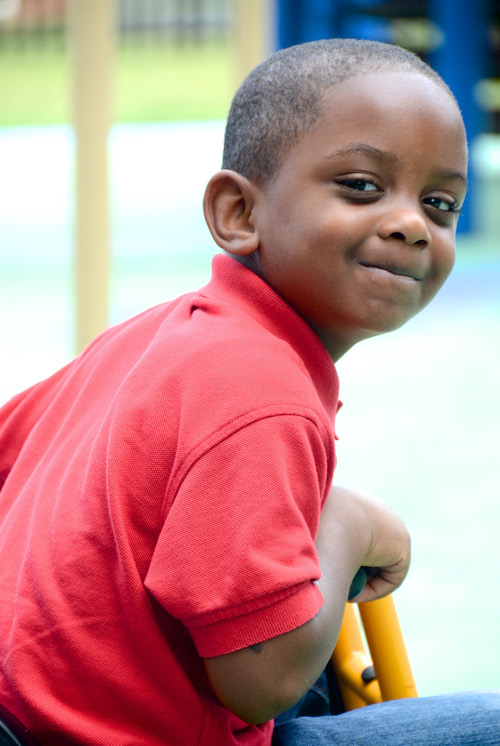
[423,196,460,213]
[340,178,379,192]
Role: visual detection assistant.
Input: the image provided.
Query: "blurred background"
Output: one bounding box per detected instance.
[0,0,499,700]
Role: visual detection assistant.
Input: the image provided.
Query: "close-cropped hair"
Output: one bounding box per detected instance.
[222,38,456,185]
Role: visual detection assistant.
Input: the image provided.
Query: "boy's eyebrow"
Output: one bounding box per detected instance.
[327,142,468,186]
[332,143,398,166]
[432,168,468,187]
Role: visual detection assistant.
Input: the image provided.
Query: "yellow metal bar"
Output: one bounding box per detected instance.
[331,602,383,710]
[69,0,115,353]
[358,595,418,701]
[233,0,274,89]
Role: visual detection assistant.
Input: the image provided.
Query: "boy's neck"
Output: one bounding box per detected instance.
[226,253,364,363]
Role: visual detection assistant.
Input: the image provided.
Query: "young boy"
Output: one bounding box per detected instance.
[0,38,498,745]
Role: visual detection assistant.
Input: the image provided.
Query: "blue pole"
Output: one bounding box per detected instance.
[277,0,343,48]
[429,0,489,233]
[301,0,336,42]
[277,0,303,49]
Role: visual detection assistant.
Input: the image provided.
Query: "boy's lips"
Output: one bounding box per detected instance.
[357,260,425,282]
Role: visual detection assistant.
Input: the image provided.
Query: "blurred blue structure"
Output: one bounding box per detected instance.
[276,0,491,233]
[428,0,489,233]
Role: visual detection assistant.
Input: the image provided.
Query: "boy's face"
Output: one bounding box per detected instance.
[250,71,468,360]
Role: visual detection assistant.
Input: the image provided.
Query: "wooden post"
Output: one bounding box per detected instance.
[233,0,273,90]
[69,0,114,353]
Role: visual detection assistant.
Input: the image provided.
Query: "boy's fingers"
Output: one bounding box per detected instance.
[349,564,409,603]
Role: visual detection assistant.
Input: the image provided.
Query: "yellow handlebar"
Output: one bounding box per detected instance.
[331,595,418,711]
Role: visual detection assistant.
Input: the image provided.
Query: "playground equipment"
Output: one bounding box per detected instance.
[332,594,417,711]
[234,0,273,86]
[69,0,114,353]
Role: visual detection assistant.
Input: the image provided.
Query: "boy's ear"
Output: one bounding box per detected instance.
[203,170,260,256]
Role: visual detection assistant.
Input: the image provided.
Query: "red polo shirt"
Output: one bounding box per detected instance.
[0,254,339,745]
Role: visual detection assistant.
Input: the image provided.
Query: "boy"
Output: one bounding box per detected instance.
[0,38,498,745]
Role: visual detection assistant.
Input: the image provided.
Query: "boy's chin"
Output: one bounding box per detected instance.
[315,302,430,359]
[359,315,418,340]
[359,300,428,337]
[339,311,423,351]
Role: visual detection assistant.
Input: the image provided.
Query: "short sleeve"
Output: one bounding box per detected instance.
[145,412,333,657]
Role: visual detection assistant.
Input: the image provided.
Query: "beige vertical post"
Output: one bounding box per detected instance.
[69,0,115,353]
[233,0,273,90]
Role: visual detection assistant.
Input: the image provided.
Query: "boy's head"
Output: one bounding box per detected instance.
[222,38,457,186]
[204,39,468,361]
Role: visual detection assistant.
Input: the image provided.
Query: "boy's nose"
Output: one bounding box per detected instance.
[378,208,432,248]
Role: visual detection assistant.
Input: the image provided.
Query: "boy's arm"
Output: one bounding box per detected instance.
[204,485,410,724]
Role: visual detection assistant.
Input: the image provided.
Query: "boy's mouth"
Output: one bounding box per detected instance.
[358,261,424,283]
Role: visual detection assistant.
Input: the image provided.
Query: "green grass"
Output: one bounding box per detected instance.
[0,43,70,125]
[116,39,233,122]
[0,37,233,126]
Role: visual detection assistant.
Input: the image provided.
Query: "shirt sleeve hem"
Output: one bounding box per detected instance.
[190,581,324,658]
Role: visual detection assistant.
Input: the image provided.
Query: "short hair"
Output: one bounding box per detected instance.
[222,38,456,184]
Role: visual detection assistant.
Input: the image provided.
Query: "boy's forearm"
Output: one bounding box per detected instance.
[203,580,355,725]
[204,488,372,725]
[204,486,410,725]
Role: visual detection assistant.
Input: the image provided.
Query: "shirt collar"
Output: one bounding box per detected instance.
[203,253,340,421]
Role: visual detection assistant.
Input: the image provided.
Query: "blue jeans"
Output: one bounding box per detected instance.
[273,672,500,745]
